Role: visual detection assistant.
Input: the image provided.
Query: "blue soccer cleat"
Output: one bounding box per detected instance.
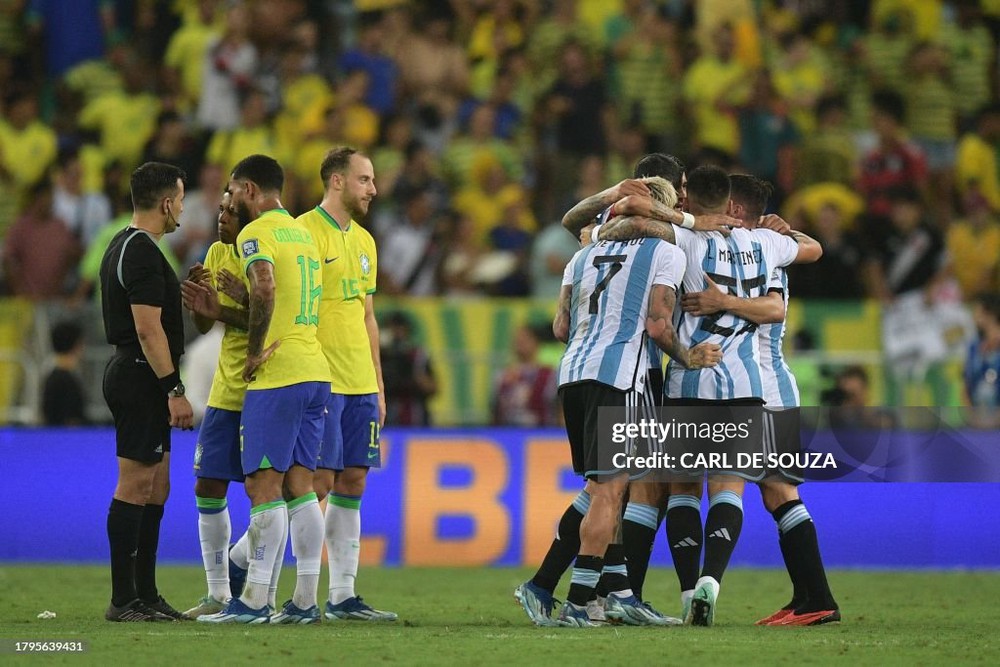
[641,600,683,626]
[196,597,270,624]
[324,596,398,621]
[604,594,681,626]
[270,599,320,625]
[556,601,600,628]
[514,581,560,627]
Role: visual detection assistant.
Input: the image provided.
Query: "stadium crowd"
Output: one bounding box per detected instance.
[2,0,1000,302]
[1,0,1000,422]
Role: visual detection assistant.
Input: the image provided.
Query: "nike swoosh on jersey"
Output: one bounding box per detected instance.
[324,257,339,264]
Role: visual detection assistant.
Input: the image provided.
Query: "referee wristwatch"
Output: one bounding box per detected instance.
[168,382,186,398]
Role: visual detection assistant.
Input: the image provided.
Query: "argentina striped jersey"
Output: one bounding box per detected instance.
[666,227,799,400]
[558,238,685,393]
[758,266,800,408]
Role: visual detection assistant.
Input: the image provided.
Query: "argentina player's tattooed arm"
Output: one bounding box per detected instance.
[757,215,823,263]
[787,229,823,263]
[599,215,676,244]
[561,179,651,236]
[612,196,737,234]
[681,276,785,324]
[646,284,723,370]
[553,285,572,343]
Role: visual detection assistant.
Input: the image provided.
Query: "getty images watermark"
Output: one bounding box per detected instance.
[610,416,836,474]
[597,406,1000,482]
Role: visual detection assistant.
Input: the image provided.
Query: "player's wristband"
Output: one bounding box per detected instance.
[158,370,181,396]
[591,225,602,243]
[681,212,696,229]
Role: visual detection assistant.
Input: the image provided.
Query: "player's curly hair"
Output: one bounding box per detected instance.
[231,154,284,194]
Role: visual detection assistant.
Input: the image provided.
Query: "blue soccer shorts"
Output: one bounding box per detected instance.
[194,407,244,482]
[317,393,381,471]
[240,381,330,475]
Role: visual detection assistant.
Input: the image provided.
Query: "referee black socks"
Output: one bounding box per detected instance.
[107,499,144,607]
[135,503,165,602]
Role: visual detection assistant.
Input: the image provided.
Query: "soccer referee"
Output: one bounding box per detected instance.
[99,162,194,622]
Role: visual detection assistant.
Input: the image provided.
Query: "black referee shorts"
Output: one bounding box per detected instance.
[102,352,170,463]
[560,381,655,481]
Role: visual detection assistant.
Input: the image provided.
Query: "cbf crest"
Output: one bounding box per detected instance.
[359,252,371,275]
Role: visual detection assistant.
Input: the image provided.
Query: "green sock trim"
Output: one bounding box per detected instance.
[195,497,228,509]
[329,494,361,510]
[250,499,286,515]
[287,492,318,511]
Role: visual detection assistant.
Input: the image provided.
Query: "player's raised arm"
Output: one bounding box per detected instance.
[681,275,786,324]
[561,178,650,237]
[757,215,823,264]
[600,215,677,243]
[183,262,219,334]
[611,195,738,234]
[181,279,249,330]
[787,228,823,263]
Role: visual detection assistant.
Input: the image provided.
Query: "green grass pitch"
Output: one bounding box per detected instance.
[1,566,998,665]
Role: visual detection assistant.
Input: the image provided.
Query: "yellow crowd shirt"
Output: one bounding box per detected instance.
[203,241,249,410]
[682,56,750,156]
[237,209,330,390]
[0,119,57,192]
[78,91,160,168]
[299,206,378,395]
[956,133,1000,212]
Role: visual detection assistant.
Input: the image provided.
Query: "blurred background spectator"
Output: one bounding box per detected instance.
[491,324,558,427]
[964,293,1000,427]
[381,311,436,426]
[41,320,87,426]
[823,364,896,430]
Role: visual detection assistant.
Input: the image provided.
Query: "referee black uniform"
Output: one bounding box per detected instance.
[99,224,184,620]
[101,226,184,459]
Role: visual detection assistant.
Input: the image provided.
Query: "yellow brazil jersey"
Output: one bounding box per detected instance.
[236,209,330,390]
[682,56,750,155]
[299,206,378,395]
[78,91,160,169]
[203,241,249,411]
[0,119,58,193]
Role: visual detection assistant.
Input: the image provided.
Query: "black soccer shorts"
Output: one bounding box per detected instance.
[103,352,171,463]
